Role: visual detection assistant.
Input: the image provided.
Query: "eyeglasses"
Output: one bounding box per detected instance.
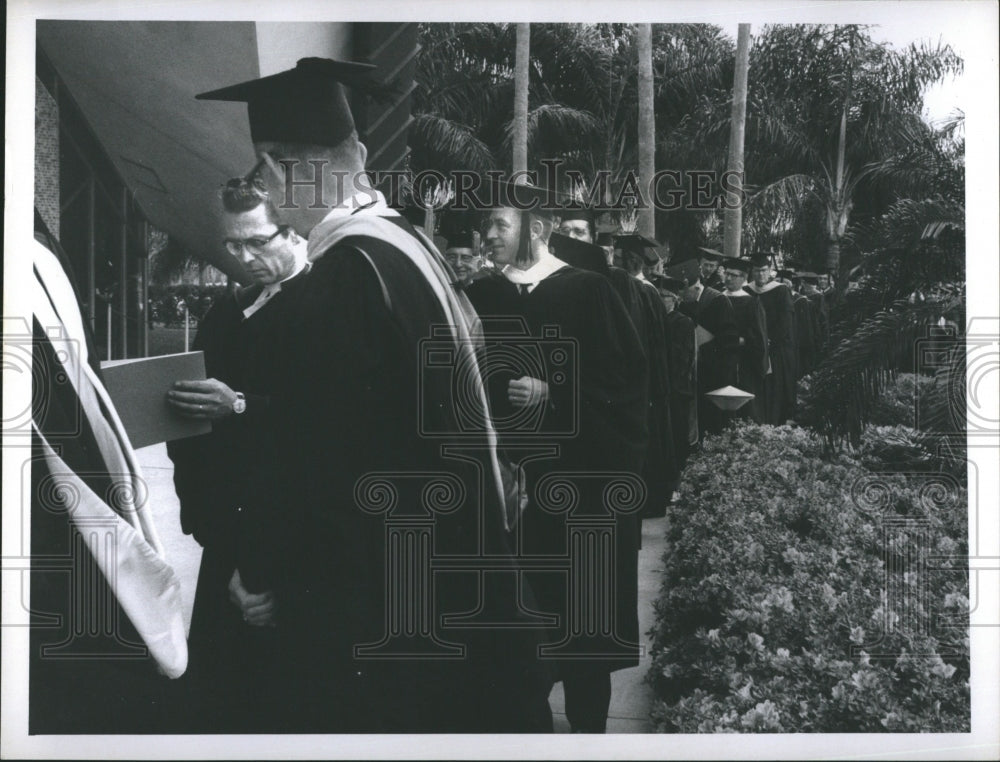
[223,225,289,257]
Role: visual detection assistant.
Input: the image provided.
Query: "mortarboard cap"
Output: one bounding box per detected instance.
[549,232,610,278]
[558,207,595,225]
[796,271,820,284]
[615,233,661,265]
[652,274,687,296]
[595,231,615,247]
[196,57,380,146]
[722,257,753,275]
[489,178,564,220]
[749,252,774,269]
[776,268,797,281]
[445,230,476,250]
[697,246,725,262]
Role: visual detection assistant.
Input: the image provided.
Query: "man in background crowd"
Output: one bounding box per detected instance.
[654,274,697,498]
[696,247,725,290]
[679,252,739,438]
[616,232,678,518]
[746,254,796,424]
[721,257,769,423]
[443,229,485,287]
[468,180,648,733]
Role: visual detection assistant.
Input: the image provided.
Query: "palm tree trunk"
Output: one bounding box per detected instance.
[723,23,751,260]
[827,27,855,276]
[513,24,530,176]
[637,24,655,238]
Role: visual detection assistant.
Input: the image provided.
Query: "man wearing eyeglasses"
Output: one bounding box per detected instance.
[195,58,552,733]
[165,182,308,732]
[443,230,484,287]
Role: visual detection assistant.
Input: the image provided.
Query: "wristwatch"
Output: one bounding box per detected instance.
[232,392,247,415]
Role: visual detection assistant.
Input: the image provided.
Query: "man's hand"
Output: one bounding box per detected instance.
[228,569,276,627]
[167,378,238,420]
[508,376,549,409]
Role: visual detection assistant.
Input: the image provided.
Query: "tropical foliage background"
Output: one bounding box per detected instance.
[410,21,966,449]
[408,22,969,733]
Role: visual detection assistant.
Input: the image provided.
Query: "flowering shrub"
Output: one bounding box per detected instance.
[647,422,969,732]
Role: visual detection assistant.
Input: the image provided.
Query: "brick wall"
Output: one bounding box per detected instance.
[35,76,60,239]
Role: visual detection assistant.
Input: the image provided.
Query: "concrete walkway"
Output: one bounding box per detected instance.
[136,443,667,733]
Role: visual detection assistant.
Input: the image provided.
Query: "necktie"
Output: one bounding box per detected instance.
[518,283,531,296]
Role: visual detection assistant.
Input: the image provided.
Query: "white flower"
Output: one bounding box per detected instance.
[748,632,764,650]
[736,680,754,701]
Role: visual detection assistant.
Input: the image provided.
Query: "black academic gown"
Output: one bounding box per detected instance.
[748,282,797,424]
[606,268,676,518]
[702,273,725,291]
[726,291,769,423]
[274,218,552,733]
[806,289,829,355]
[663,308,696,474]
[467,265,648,678]
[793,292,817,378]
[166,270,308,733]
[681,286,739,437]
[634,279,678,519]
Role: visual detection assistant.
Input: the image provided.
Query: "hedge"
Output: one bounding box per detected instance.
[647,422,969,732]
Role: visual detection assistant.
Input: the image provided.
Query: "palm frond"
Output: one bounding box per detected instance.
[408,113,496,175]
[802,285,965,448]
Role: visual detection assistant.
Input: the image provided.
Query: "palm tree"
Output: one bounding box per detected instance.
[723,23,751,259]
[746,25,962,277]
[800,113,965,447]
[513,24,530,176]
[637,24,655,237]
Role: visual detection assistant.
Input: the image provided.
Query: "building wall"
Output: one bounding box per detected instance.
[35,76,60,239]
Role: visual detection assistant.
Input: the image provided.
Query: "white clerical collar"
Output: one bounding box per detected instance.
[243,259,308,319]
[502,248,567,292]
[316,190,392,228]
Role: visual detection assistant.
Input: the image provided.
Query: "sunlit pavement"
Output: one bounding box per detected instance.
[136,443,665,733]
[547,516,666,733]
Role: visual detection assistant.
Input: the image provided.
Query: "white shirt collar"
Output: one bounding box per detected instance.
[725,287,750,297]
[502,248,567,292]
[242,259,308,319]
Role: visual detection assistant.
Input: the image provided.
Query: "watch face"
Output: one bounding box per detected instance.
[233,398,247,414]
